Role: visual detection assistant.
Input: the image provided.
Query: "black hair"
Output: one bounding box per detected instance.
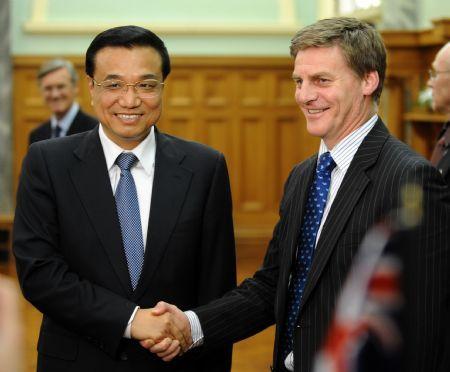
[85,25,171,80]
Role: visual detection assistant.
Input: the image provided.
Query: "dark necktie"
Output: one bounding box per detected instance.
[281,151,336,359]
[52,124,62,138]
[115,153,145,290]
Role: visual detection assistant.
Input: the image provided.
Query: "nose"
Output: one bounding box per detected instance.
[49,87,61,99]
[295,81,317,105]
[118,86,141,108]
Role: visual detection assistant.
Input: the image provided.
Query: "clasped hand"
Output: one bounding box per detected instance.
[130,301,191,361]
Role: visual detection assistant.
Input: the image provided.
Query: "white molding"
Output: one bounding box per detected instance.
[30,0,48,23]
[24,0,301,36]
[339,6,381,22]
[318,0,382,23]
[279,0,296,24]
[23,21,301,36]
[318,0,336,19]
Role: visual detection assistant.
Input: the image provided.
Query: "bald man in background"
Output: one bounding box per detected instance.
[29,58,97,144]
[428,42,450,184]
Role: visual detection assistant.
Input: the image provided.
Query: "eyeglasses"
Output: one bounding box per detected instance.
[428,68,450,79]
[92,78,164,98]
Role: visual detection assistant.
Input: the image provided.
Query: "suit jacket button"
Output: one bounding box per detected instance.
[119,352,128,361]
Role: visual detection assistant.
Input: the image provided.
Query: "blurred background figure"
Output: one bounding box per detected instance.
[29,59,97,144]
[313,184,431,372]
[0,274,23,372]
[428,42,450,184]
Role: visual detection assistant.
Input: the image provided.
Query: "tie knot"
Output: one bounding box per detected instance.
[116,152,138,171]
[316,151,336,174]
[53,123,62,138]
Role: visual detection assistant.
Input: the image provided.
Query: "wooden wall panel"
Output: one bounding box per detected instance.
[203,73,233,108]
[203,116,232,156]
[11,21,450,246]
[273,73,296,107]
[239,74,268,107]
[238,116,268,213]
[13,56,315,241]
[161,114,197,142]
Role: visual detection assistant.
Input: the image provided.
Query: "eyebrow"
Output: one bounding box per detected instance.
[102,73,161,80]
[292,71,333,80]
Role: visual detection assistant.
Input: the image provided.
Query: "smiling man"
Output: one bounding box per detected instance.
[14,26,236,372]
[146,17,450,372]
[29,59,97,144]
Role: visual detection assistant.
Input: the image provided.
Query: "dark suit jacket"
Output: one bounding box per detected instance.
[438,151,450,184]
[436,122,450,185]
[14,126,236,372]
[28,108,98,145]
[194,119,450,372]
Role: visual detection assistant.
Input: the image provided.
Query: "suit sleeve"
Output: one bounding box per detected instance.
[191,153,236,371]
[399,162,450,372]
[193,163,300,348]
[13,144,136,357]
[197,153,236,303]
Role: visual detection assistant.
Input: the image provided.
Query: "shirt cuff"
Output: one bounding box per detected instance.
[123,306,140,338]
[184,310,204,348]
[285,351,294,371]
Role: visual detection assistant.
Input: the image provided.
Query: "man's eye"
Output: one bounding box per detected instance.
[138,81,158,90]
[104,81,122,89]
[317,78,330,84]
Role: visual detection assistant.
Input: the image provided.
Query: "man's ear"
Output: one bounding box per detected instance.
[362,70,379,97]
[86,75,94,95]
[86,76,95,106]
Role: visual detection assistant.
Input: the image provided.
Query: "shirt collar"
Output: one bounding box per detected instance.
[318,114,378,172]
[98,124,156,175]
[51,102,79,131]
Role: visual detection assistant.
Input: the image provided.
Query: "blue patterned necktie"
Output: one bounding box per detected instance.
[281,151,336,359]
[115,153,145,290]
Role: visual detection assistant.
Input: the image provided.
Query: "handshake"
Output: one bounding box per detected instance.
[130,301,193,362]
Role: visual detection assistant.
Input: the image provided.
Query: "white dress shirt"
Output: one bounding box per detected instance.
[98,124,156,337]
[51,102,80,137]
[98,124,156,247]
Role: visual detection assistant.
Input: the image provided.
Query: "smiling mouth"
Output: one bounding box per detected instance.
[116,114,141,121]
[307,108,329,114]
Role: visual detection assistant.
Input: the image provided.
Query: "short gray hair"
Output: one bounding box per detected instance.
[37,58,78,85]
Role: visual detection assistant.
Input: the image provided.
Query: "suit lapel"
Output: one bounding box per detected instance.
[273,156,316,362]
[134,130,193,300]
[300,119,390,307]
[69,129,133,296]
[67,110,83,136]
[277,157,317,316]
[42,122,52,139]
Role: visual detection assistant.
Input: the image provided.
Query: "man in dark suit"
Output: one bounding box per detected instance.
[14,26,236,371]
[29,58,97,144]
[428,42,450,184]
[147,18,450,372]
